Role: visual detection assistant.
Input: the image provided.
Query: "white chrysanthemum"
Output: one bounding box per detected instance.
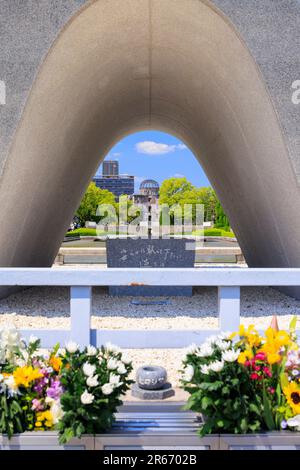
[83,363,96,377]
[102,383,114,395]
[117,362,127,375]
[185,343,198,355]
[197,343,214,357]
[200,364,210,375]
[1,327,21,347]
[80,390,94,404]
[4,375,18,394]
[182,365,194,382]
[209,360,224,372]
[121,353,132,365]
[205,335,218,346]
[105,342,121,353]
[109,374,123,387]
[65,341,79,354]
[107,358,118,370]
[215,339,231,351]
[287,415,300,431]
[86,375,99,387]
[222,349,240,363]
[86,345,97,356]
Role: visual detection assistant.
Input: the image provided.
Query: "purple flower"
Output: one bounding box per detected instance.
[281,420,287,430]
[47,378,63,400]
[33,375,49,395]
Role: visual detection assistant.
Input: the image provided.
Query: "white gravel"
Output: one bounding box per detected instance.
[0,285,299,386]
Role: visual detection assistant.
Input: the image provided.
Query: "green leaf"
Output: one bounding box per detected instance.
[249,403,261,415]
[289,316,297,332]
[240,418,248,433]
[262,383,275,431]
[201,396,213,410]
[280,372,289,390]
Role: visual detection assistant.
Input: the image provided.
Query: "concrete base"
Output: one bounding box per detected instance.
[131,383,175,400]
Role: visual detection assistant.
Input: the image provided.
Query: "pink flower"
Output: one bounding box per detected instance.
[263,366,272,377]
[268,387,275,394]
[31,399,43,411]
[254,365,261,372]
[255,352,267,361]
[250,373,259,380]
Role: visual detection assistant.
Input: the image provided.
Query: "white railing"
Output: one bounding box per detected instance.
[0,267,299,348]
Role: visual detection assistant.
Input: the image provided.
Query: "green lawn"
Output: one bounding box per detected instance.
[66,227,235,238]
[193,228,235,238]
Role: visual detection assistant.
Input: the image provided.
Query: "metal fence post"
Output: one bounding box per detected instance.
[70,286,91,347]
[218,286,240,332]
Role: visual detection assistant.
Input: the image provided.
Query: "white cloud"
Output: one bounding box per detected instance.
[112,152,122,157]
[172,173,185,178]
[135,141,187,155]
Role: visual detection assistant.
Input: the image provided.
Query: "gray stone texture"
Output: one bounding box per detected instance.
[0,1,300,296]
[106,239,194,296]
[131,383,175,400]
[136,365,167,390]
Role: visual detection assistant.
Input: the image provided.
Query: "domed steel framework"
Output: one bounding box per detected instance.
[140,179,160,197]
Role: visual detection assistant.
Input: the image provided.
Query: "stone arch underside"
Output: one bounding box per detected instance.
[0,0,300,295]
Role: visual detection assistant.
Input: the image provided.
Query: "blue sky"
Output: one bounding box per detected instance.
[97,131,211,192]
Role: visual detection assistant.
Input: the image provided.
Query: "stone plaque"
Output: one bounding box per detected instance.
[106,238,195,296]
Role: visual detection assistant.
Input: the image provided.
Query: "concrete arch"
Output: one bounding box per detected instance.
[0,0,300,294]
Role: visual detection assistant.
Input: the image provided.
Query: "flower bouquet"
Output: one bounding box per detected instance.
[181,317,300,435]
[58,341,133,444]
[0,327,133,443]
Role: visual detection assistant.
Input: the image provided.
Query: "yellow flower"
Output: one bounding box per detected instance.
[238,324,261,348]
[260,327,292,364]
[35,410,53,429]
[284,382,300,415]
[238,349,253,364]
[276,330,291,347]
[266,352,281,364]
[49,355,62,372]
[13,366,43,388]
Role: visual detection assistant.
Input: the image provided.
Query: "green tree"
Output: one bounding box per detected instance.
[76,182,116,226]
[159,178,220,224]
[159,177,194,205]
[215,200,230,229]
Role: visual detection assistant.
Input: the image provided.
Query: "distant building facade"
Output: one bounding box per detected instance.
[93,159,134,198]
[103,160,119,176]
[93,174,134,198]
[132,179,160,204]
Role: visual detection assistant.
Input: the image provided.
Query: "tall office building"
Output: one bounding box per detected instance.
[93,160,134,198]
[102,160,119,176]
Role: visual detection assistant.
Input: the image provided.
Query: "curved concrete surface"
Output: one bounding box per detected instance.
[0,0,300,295]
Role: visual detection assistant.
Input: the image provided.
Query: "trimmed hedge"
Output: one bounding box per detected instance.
[193,228,235,238]
[65,228,97,237]
[66,228,236,238]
